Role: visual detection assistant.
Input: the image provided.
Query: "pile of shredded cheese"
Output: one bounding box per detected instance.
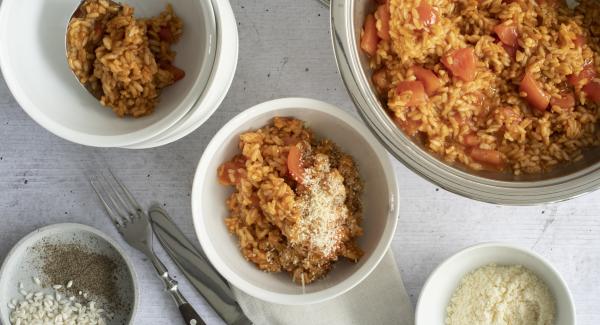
[446,264,556,325]
[294,154,348,258]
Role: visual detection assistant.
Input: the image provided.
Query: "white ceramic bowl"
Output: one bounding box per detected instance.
[0,223,138,325]
[191,98,399,305]
[0,0,216,147]
[124,0,238,149]
[416,243,576,325]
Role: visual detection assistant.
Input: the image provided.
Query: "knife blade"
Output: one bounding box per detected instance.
[148,204,252,325]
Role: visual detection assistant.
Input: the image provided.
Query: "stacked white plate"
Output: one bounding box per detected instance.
[0,0,238,148]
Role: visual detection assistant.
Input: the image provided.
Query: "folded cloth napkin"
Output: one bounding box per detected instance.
[233,251,414,325]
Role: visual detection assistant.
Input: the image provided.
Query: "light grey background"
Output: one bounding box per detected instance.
[0,1,599,324]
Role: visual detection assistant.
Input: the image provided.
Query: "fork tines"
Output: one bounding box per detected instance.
[90,171,144,228]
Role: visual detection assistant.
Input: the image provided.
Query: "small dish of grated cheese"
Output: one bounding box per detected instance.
[446,264,556,325]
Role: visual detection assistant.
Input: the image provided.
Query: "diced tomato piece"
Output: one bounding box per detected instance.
[376,4,391,40]
[412,66,442,95]
[469,148,504,167]
[393,116,422,137]
[372,69,388,94]
[583,80,600,103]
[568,60,596,87]
[574,35,586,47]
[159,27,173,42]
[550,92,575,108]
[441,48,477,82]
[520,72,550,111]
[360,14,379,56]
[463,133,480,146]
[165,65,185,81]
[217,157,246,185]
[396,81,428,106]
[494,23,518,47]
[287,145,304,183]
[500,43,517,60]
[416,1,437,27]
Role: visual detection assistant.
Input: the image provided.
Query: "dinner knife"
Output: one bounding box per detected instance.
[148,205,252,325]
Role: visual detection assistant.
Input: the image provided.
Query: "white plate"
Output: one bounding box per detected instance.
[0,0,216,147]
[0,223,139,325]
[124,0,238,149]
[191,98,399,305]
[416,242,576,325]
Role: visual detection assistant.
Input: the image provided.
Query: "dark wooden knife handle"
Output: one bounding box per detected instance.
[179,303,206,325]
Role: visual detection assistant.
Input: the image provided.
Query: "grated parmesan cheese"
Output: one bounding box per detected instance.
[446,264,556,325]
[293,154,348,258]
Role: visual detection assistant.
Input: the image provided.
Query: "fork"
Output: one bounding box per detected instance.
[91,172,205,325]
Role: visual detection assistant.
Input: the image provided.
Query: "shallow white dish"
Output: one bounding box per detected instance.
[191,97,399,305]
[125,0,238,149]
[0,223,138,325]
[0,0,216,147]
[416,242,576,325]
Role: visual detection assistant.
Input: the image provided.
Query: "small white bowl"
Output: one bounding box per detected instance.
[191,98,399,305]
[0,223,138,325]
[416,243,576,325]
[0,0,216,147]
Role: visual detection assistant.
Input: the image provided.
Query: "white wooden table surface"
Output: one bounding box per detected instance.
[1,1,599,324]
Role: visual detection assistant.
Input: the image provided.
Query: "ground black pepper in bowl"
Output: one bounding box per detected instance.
[30,240,133,320]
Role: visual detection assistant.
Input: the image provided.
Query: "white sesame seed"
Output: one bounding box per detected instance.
[53,285,62,290]
[32,277,41,285]
[190,319,197,325]
[66,280,73,288]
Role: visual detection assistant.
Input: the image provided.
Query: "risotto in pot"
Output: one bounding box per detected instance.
[361,0,600,174]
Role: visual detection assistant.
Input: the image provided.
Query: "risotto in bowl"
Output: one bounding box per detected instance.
[191,98,398,305]
[0,0,216,147]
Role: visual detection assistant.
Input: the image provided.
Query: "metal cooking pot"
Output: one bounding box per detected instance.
[329,0,600,204]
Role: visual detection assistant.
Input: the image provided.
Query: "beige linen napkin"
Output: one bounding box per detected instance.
[233,251,414,325]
